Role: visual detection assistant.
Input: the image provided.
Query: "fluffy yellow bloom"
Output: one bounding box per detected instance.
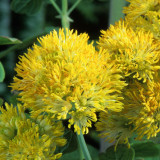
[0,103,66,160]
[98,20,160,82]
[95,111,133,148]
[11,29,126,134]
[96,78,160,146]
[124,0,160,39]
[121,79,160,140]
[95,80,140,147]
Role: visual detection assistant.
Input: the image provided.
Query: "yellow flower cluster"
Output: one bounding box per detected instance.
[124,0,160,39]
[122,80,160,140]
[96,79,160,146]
[11,29,126,134]
[98,20,160,82]
[0,103,66,160]
[9,0,160,149]
[96,1,160,147]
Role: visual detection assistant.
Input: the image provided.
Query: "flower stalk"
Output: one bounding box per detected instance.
[61,0,69,30]
[50,0,82,30]
[77,131,92,160]
[78,138,85,160]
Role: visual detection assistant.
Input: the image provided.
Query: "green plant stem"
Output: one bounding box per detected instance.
[68,0,81,15]
[50,0,81,30]
[78,138,85,160]
[77,131,92,160]
[109,0,126,25]
[62,0,69,30]
[0,32,47,59]
[50,0,62,15]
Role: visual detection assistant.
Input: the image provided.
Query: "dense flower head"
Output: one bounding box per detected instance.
[123,0,160,39]
[0,103,66,159]
[11,29,126,134]
[96,78,160,146]
[121,79,160,140]
[98,20,160,82]
[95,80,139,147]
[97,2,160,147]
[95,111,133,148]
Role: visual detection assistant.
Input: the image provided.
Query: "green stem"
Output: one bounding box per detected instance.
[50,0,62,15]
[0,32,47,59]
[109,0,126,25]
[77,131,92,160]
[62,0,70,30]
[78,138,85,160]
[68,0,81,15]
[50,0,80,30]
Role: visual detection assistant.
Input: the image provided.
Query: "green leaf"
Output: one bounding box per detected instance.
[11,0,43,15]
[116,145,135,160]
[99,145,116,160]
[99,144,135,160]
[0,36,22,45]
[99,152,112,160]
[88,144,99,160]
[132,141,160,158]
[0,62,5,82]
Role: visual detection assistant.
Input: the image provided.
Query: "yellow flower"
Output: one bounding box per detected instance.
[124,0,160,39]
[95,111,133,148]
[98,20,160,82]
[0,103,66,160]
[96,78,160,146]
[11,29,126,134]
[121,79,160,140]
